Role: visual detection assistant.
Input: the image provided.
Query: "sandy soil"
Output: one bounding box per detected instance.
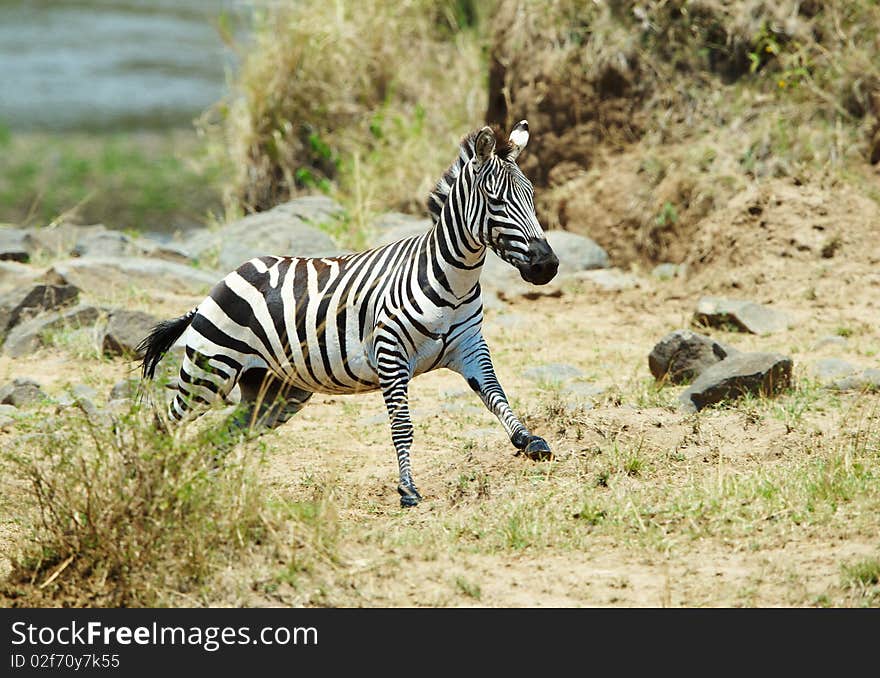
[1,177,879,607]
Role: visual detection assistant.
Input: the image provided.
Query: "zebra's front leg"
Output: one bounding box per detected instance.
[451,337,552,461]
[380,375,422,508]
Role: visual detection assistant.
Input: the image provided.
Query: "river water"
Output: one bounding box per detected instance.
[0,0,245,131]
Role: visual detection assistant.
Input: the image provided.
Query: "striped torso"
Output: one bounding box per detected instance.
[185,230,485,395]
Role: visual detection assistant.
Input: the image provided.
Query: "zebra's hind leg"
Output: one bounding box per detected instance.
[227,368,313,436]
[168,346,240,425]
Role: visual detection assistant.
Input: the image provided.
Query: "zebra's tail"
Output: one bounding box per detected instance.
[137,308,197,380]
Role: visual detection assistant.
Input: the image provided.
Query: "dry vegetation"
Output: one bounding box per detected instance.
[202,0,486,228]
[1,0,879,607]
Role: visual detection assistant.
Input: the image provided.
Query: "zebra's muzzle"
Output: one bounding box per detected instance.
[516,238,559,285]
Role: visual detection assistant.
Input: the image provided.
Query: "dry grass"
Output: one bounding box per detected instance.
[203,0,487,231]
[0,395,336,607]
[489,0,880,264]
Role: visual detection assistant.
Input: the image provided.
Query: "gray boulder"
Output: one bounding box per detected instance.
[110,378,140,400]
[694,296,794,335]
[3,305,102,357]
[24,223,103,258]
[46,257,219,296]
[72,230,142,258]
[372,213,432,246]
[480,253,566,302]
[0,261,39,291]
[0,378,46,407]
[0,283,80,337]
[0,228,29,262]
[827,368,880,393]
[101,310,160,357]
[649,330,737,384]
[679,352,793,412]
[182,197,345,271]
[0,403,18,427]
[546,231,609,274]
[811,358,857,383]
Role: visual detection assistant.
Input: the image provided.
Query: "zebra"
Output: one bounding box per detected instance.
[138,120,560,507]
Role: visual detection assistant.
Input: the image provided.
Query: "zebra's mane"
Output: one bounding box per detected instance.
[427,126,514,225]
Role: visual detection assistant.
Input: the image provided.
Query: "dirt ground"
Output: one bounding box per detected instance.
[1,176,879,607]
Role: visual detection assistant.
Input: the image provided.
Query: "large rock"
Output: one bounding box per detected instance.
[679,352,793,412]
[545,231,609,274]
[72,230,142,258]
[24,223,102,258]
[182,197,345,271]
[810,358,857,383]
[0,261,39,291]
[0,378,46,407]
[46,257,219,296]
[694,297,794,335]
[0,283,80,337]
[826,368,880,393]
[3,305,102,357]
[372,213,432,246]
[0,228,29,262]
[479,255,562,301]
[101,310,160,357]
[649,330,737,384]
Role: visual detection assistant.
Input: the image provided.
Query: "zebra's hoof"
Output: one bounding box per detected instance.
[398,483,422,508]
[523,436,552,461]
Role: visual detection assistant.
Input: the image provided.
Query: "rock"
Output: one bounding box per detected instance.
[480,253,565,302]
[679,352,793,412]
[182,197,345,271]
[0,261,39,291]
[0,228,30,262]
[545,231,609,273]
[693,296,794,335]
[827,368,880,393]
[522,363,584,383]
[372,213,432,246]
[46,257,219,296]
[3,304,102,357]
[649,330,737,384]
[24,223,103,258]
[72,230,142,258]
[0,403,18,427]
[110,378,140,400]
[811,358,857,383]
[62,384,103,420]
[0,283,80,337]
[101,310,160,357]
[652,263,687,280]
[574,268,643,291]
[136,240,194,265]
[0,378,46,407]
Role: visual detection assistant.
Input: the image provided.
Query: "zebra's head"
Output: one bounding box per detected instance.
[472,120,559,285]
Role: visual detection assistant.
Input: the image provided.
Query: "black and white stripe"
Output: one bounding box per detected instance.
[139,120,559,507]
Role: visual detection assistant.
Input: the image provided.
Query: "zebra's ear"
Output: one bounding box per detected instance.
[508,120,529,162]
[473,126,496,170]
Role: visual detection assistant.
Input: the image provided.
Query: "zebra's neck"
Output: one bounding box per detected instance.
[429,161,486,299]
